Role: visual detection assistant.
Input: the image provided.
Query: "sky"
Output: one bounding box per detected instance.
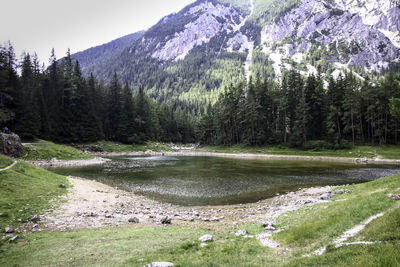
[1,0,195,65]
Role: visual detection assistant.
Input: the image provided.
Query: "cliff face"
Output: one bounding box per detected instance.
[260,0,400,76]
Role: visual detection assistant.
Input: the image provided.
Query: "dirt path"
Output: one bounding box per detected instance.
[40,176,338,232]
[0,161,17,172]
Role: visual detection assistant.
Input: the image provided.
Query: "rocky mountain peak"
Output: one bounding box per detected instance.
[150,0,246,61]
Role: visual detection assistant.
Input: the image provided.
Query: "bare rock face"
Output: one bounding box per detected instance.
[0,133,23,157]
[261,0,400,77]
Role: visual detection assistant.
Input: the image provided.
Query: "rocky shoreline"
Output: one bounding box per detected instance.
[91,151,400,165]
[35,176,347,232]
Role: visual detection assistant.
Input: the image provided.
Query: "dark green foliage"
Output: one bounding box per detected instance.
[0,43,195,144]
[198,70,400,148]
[0,42,18,127]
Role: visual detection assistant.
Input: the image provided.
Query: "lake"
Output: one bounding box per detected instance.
[50,156,400,206]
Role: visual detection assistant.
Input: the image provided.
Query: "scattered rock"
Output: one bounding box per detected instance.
[128,217,140,223]
[263,222,276,231]
[200,243,208,247]
[28,215,41,222]
[4,227,14,233]
[59,184,66,189]
[319,192,332,200]
[160,216,172,224]
[388,194,400,200]
[145,262,174,267]
[210,217,219,222]
[235,230,248,237]
[233,222,238,227]
[8,235,20,242]
[199,234,213,242]
[256,233,280,248]
[334,189,352,195]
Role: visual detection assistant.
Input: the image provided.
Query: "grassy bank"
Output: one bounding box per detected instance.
[0,160,399,266]
[0,158,69,248]
[0,155,13,169]
[20,140,93,161]
[196,144,400,160]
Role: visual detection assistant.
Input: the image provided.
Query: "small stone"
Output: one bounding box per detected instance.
[160,216,172,224]
[335,189,352,195]
[388,194,400,200]
[319,192,332,200]
[128,217,140,223]
[5,227,14,233]
[235,230,248,237]
[8,235,19,242]
[262,222,276,231]
[202,218,210,222]
[199,243,208,247]
[105,215,113,218]
[59,184,66,189]
[145,262,174,267]
[233,222,238,227]
[257,233,280,248]
[28,215,41,222]
[198,234,213,242]
[115,195,120,198]
[210,217,219,222]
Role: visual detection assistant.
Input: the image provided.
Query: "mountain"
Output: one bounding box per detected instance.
[71,31,144,73]
[71,0,400,114]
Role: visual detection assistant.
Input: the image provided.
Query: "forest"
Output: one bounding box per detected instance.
[197,70,400,148]
[0,43,195,144]
[1,42,400,148]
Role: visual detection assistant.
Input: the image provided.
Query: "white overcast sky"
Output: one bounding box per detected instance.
[1,0,195,65]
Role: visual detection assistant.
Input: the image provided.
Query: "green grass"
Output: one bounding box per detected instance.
[0,159,69,246]
[0,161,399,266]
[20,140,93,161]
[196,144,400,160]
[0,227,208,267]
[0,154,13,169]
[91,141,173,153]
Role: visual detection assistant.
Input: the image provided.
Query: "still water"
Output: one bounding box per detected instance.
[50,156,400,206]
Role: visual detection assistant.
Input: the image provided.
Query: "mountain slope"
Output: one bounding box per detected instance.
[71,0,400,113]
[71,31,144,72]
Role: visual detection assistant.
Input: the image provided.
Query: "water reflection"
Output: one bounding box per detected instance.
[50,156,400,206]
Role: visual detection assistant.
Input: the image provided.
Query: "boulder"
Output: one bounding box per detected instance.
[0,133,23,157]
[198,234,213,242]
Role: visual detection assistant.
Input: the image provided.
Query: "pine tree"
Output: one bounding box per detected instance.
[105,73,122,141]
[118,84,136,143]
[15,53,41,139]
